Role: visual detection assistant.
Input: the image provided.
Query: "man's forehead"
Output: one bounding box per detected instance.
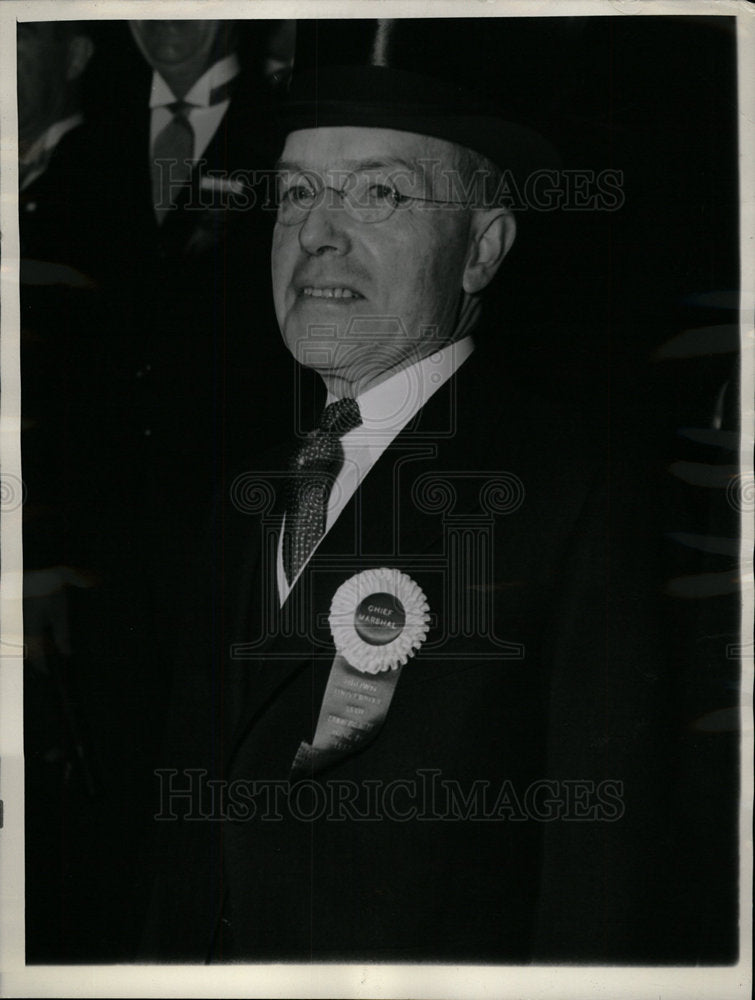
[279,126,460,173]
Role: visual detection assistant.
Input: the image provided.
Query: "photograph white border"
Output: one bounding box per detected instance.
[1,2,752,997]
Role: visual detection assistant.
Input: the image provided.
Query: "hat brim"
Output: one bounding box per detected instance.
[276,65,561,182]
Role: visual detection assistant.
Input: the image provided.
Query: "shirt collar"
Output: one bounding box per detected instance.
[326,336,475,444]
[149,52,240,109]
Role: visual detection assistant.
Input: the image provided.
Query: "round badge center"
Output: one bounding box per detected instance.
[354,592,406,646]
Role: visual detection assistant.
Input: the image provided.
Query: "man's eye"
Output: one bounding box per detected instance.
[281,184,316,207]
[365,183,407,206]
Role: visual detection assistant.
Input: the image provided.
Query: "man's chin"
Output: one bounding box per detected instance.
[286,336,348,373]
[288,344,415,396]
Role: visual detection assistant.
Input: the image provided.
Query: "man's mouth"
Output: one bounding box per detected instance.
[301,287,362,300]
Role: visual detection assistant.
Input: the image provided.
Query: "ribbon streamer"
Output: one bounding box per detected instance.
[290,654,404,778]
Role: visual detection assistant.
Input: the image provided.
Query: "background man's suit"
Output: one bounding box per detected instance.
[142,337,681,963]
[91,65,284,753]
[104,66,283,498]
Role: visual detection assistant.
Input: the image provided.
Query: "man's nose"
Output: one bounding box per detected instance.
[298,195,352,257]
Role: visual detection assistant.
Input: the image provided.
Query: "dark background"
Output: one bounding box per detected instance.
[21,15,741,963]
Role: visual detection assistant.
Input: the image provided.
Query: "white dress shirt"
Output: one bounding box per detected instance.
[149,52,240,163]
[276,337,475,604]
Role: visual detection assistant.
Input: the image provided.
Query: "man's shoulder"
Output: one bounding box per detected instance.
[443,348,605,476]
[209,69,278,165]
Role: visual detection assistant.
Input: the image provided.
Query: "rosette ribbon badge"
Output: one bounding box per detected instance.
[290,568,430,778]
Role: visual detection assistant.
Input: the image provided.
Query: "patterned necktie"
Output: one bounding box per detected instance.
[282,397,362,586]
[151,100,195,224]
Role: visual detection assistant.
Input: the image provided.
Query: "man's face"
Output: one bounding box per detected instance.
[272,127,475,390]
[129,20,221,77]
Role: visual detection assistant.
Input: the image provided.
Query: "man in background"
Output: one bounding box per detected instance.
[116,17,283,517]
[129,20,249,229]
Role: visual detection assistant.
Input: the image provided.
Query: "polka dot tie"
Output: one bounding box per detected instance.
[282,397,363,585]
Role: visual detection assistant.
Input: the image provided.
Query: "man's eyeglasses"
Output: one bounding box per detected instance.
[273,172,469,226]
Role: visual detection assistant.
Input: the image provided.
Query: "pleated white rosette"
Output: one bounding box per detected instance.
[329,567,430,674]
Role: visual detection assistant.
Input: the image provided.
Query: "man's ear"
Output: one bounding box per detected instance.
[66,35,94,82]
[462,209,517,295]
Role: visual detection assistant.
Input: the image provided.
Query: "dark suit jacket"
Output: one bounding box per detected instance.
[82,68,286,638]
[141,344,682,963]
[100,66,282,482]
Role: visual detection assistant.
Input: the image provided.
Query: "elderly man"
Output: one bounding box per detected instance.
[142,20,678,964]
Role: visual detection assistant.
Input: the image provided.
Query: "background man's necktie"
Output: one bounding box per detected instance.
[282,397,362,586]
[151,100,195,224]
